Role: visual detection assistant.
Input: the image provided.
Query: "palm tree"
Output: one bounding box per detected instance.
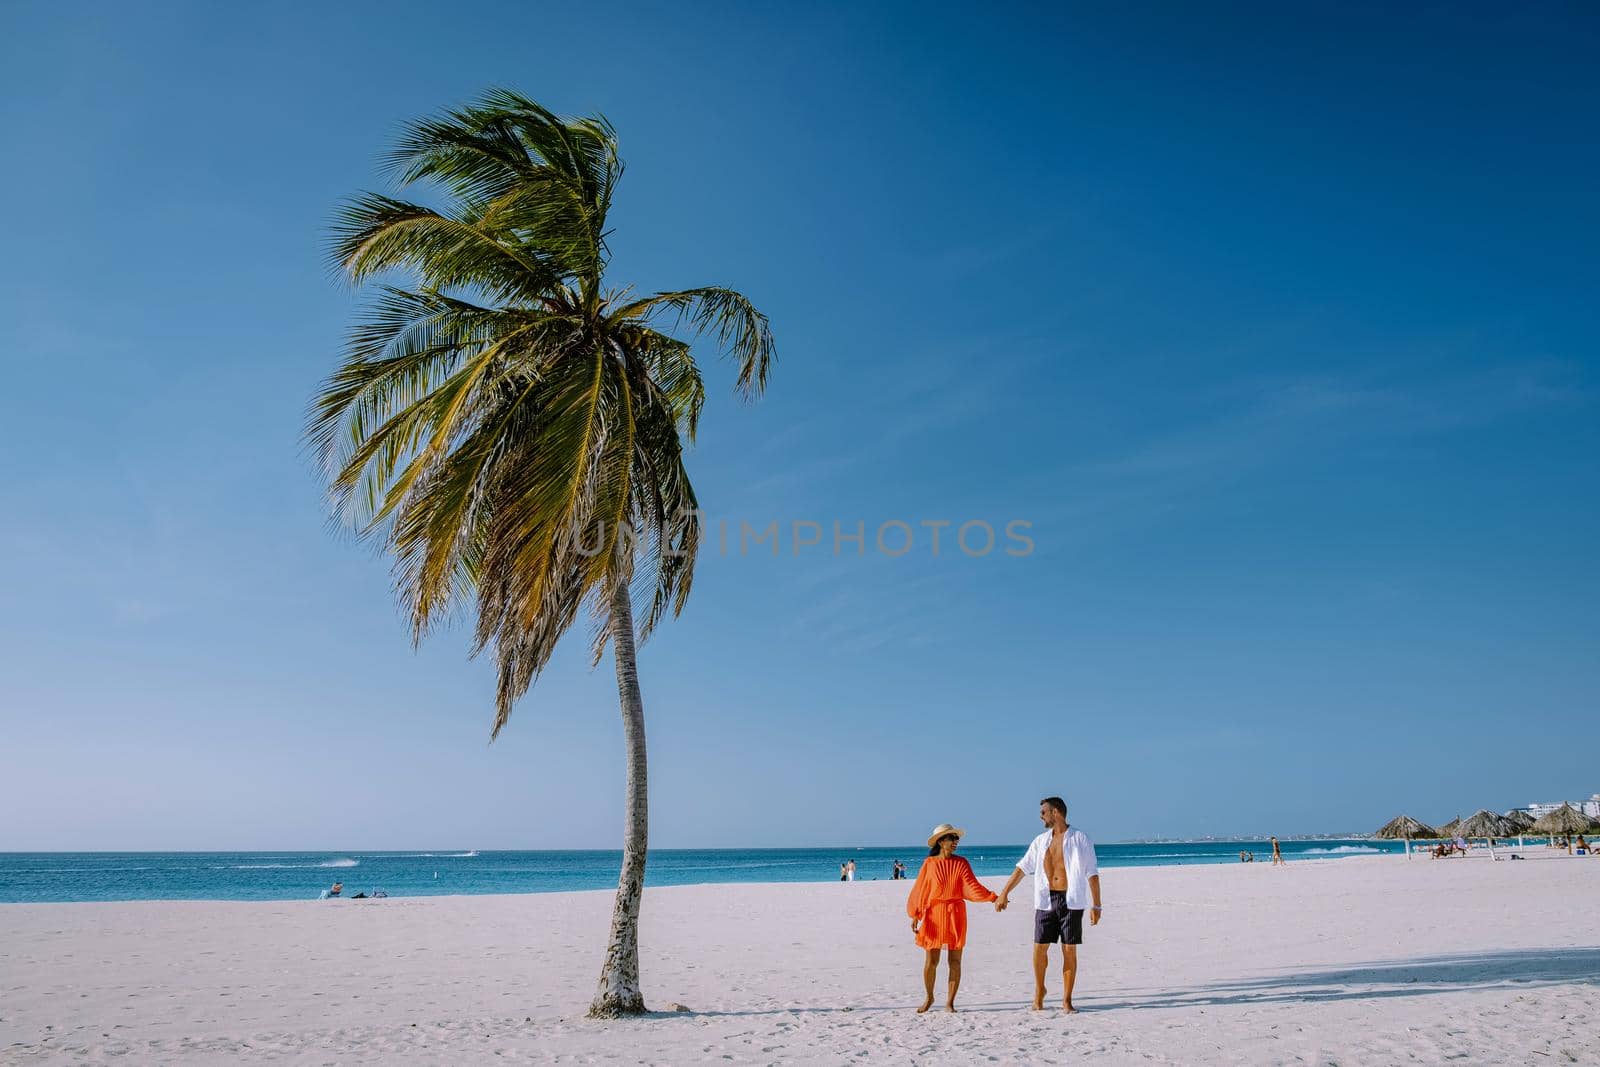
[308,89,774,1018]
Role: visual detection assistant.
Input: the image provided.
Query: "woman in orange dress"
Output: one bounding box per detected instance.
[907,823,998,1013]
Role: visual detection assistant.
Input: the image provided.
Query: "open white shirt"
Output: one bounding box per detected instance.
[1016,827,1099,911]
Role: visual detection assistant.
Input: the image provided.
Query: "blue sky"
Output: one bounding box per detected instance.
[2,1,1596,850]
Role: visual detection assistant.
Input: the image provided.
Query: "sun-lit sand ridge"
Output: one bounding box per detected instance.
[4,852,1597,1063]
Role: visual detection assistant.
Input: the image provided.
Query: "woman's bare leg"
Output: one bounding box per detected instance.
[946,948,963,1011]
[917,949,940,1013]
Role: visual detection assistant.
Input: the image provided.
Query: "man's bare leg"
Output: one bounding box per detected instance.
[917,949,940,1013]
[1061,943,1078,1012]
[1031,944,1049,1010]
[946,948,963,1011]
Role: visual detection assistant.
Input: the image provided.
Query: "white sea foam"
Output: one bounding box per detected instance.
[222,864,301,869]
[219,858,362,870]
[446,851,479,858]
[1301,845,1382,855]
[675,861,784,872]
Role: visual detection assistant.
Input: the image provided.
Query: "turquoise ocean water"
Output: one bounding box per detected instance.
[0,840,1402,903]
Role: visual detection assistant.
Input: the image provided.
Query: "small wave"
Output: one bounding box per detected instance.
[671,861,782,872]
[446,850,479,858]
[220,863,305,869]
[218,858,362,870]
[14,866,156,873]
[1301,846,1382,855]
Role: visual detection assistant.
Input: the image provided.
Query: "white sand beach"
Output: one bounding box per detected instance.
[4,852,1597,1064]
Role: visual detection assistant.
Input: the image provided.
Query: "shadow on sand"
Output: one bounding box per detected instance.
[679,948,1600,1017]
[1089,947,1600,1011]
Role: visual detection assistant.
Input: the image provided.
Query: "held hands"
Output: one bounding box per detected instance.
[994,895,1008,912]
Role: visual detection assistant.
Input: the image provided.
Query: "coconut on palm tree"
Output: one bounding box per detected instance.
[309,89,774,1017]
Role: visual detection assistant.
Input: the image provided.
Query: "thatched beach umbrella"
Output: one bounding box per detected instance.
[1457,810,1513,858]
[1502,809,1534,847]
[1375,815,1439,859]
[1457,810,1512,837]
[1438,816,1462,838]
[1530,804,1594,844]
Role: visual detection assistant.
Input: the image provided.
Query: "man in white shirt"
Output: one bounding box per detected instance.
[996,796,1102,1012]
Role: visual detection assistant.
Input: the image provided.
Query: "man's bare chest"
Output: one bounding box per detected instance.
[1044,837,1068,888]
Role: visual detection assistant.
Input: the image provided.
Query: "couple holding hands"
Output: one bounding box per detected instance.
[906,797,1102,1013]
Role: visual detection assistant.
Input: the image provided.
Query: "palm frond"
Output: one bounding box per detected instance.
[618,324,705,439]
[330,193,573,302]
[384,90,621,295]
[311,91,773,739]
[617,286,774,399]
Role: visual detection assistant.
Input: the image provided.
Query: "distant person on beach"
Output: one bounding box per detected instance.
[907,824,998,1013]
[1270,838,1284,866]
[1577,835,1589,856]
[840,862,848,882]
[847,859,856,882]
[996,797,1102,1013]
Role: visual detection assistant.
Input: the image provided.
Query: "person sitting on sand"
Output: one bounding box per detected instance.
[907,824,998,1014]
[997,797,1103,1013]
[1576,835,1590,856]
[329,881,343,897]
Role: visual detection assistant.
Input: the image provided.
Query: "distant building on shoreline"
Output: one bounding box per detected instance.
[1513,794,1600,820]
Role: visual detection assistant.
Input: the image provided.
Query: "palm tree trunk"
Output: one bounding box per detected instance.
[588,579,649,1018]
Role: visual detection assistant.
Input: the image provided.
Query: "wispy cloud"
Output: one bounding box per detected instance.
[111,598,176,625]
[1080,364,1588,477]
[1042,362,1592,535]
[727,326,1065,507]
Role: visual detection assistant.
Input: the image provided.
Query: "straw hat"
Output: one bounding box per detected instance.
[926,823,965,848]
